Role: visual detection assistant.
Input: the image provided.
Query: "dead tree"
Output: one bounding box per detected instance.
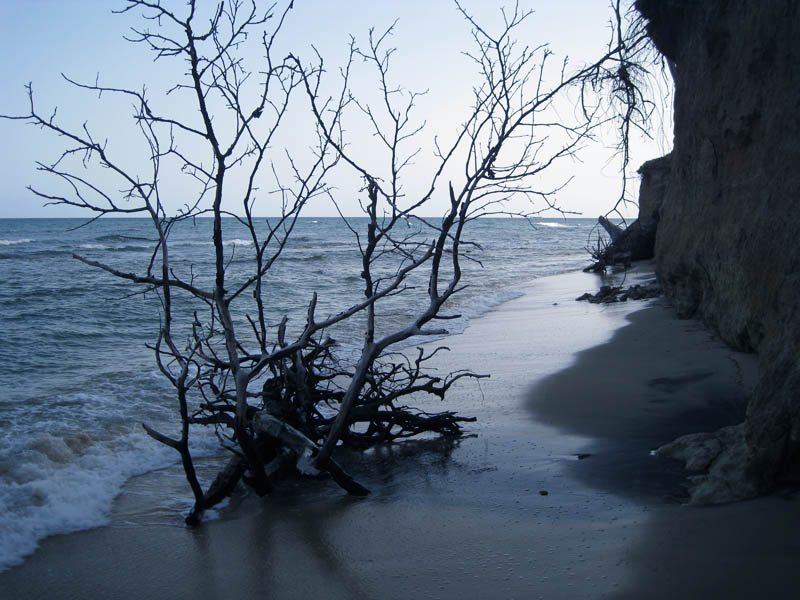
[584,0,669,259]
[2,0,651,524]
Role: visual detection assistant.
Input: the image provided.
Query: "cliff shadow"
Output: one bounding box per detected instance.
[526,300,756,502]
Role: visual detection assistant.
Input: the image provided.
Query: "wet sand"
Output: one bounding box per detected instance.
[2,265,797,599]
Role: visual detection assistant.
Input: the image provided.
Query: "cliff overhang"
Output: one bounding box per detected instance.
[635,0,800,502]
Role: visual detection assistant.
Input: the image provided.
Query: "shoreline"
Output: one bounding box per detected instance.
[2,264,797,599]
[0,218,595,573]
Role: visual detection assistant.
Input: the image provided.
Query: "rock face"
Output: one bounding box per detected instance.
[636,0,800,498]
[635,154,671,250]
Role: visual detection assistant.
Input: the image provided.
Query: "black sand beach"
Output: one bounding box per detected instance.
[2,266,797,599]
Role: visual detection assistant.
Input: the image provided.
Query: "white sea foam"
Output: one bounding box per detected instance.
[222,238,255,248]
[178,239,255,248]
[77,242,153,251]
[0,400,220,572]
[537,222,570,228]
[0,238,34,245]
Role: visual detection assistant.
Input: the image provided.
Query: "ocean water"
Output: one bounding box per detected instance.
[0,216,598,570]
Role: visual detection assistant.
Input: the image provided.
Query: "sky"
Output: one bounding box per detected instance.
[0,0,673,219]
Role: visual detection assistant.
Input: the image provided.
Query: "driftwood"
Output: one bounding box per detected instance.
[576,282,662,303]
[588,156,671,271]
[587,218,653,271]
[598,216,625,242]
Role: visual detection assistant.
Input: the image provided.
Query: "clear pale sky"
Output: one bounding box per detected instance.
[0,0,672,218]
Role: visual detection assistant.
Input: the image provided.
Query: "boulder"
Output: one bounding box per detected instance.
[656,424,760,505]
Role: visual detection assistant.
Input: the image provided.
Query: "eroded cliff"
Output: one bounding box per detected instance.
[636,0,800,499]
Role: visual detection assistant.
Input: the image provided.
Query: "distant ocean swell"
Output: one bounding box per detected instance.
[0,216,597,571]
